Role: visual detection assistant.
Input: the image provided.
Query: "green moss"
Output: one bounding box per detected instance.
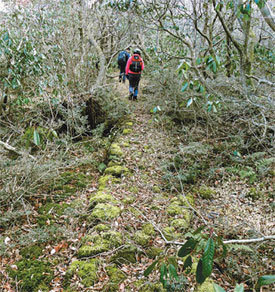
[198,187,216,199]
[142,223,155,236]
[122,128,133,135]
[122,196,136,204]
[67,259,99,287]
[125,122,133,127]
[121,142,130,147]
[20,245,43,260]
[146,247,163,259]
[78,243,109,257]
[152,186,161,193]
[104,166,129,177]
[108,160,123,167]
[89,203,120,221]
[171,194,194,207]
[98,175,113,190]
[8,259,53,292]
[163,227,177,241]
[109,143,124,157]
[94,224,110,232]
[133,280,166,292]
[133,231,151,247]
[101,231,123,247]
[105,265,127,291]
[246,187,264,200]
[90,191,116,206]
[38,202,69,216]
[196,280,215,292]
[170,218,190,230]
[110,245,138,264]
[166,204,183,216]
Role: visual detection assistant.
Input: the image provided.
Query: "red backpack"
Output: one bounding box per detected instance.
[129,54,142,73]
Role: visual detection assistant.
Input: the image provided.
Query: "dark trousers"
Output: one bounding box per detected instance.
[119,63,127,82]
[128,73,141,98]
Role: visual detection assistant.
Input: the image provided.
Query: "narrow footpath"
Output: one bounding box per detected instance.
[65,80,198,291]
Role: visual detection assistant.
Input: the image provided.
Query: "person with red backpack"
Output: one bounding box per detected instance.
[125,48,144,101]
[117,48,131,83]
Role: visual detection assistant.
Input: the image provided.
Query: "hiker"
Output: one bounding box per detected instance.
[125,48,144,101]
[117,48,130,83]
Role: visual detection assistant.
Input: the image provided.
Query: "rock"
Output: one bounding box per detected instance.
[142,223,156,236]
[109,143,124,157]
[123,128,133,135]
[98,175,113,190]
[134,231,151,247]
[104,264,127,291]
[196,280,215,292]
[89,203,120,221]
[146,247,163,259]
[104,165,129,177]
[94,224,110,232]
[90,191,116,206]
[170,218,190,230]
[110,245,138,264]
[67,259,99,287]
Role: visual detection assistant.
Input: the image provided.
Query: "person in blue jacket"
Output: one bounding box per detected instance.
[117,48,130,83]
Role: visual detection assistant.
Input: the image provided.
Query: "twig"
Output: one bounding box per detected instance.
[246,74,274,86]
[223,235,275,244]
[0,140,35,160]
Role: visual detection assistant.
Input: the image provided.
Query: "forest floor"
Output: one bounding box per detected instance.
[1,78,274,292]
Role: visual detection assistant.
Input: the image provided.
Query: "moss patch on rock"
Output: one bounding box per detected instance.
[163,226,178,241]
[110,245,138,264]
[142,223,155,236]
[198,187,216,200]
[89,191,116,207]
[170,218,190,230]
[146,247,163,259]
[67,259,99,287]
[133,280,166,292]
[104,166,129,177]
[8,259,53,292]
[109,143,124,157]
[133,231,151,247]
[94,224,110,232]
[196,280,215,292]
[98,175,113,190]
[89,203,120,221]
[122,128,133,135]
[104,265,127,291]
[78,231,123,257]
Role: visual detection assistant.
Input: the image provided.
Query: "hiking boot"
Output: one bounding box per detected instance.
[133,96,137,101]
[129,93,133,100]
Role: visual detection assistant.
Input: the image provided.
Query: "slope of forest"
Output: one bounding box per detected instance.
[0,0,274,291]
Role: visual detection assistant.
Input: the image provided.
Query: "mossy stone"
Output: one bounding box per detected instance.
[94,224,110,232]
[166,203,183,216]
[134,231,151,247]
[101,231,123,247]
[104,166,129,177]
[20,245,43,260]
[152,186,161,193]
[133,280,166,292]
[163,227,177,241]
[196,280,215,292]
[109,143,124,157]
[122,196,136,204]
[105,265,127,291]
[125,122,133,127]
[123,128,132,135]
[90,191,116,206]
[98,175,113,190]
[170,218,190,230]
[78,242,109,257]
[142,223,155,236]
[110,245,138,264]
[8,259,53,292]
[198,187,216,199]
[67,259,99,287]
[146,247,163,259]
[89,203,120,221]
[108,160,123,167]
